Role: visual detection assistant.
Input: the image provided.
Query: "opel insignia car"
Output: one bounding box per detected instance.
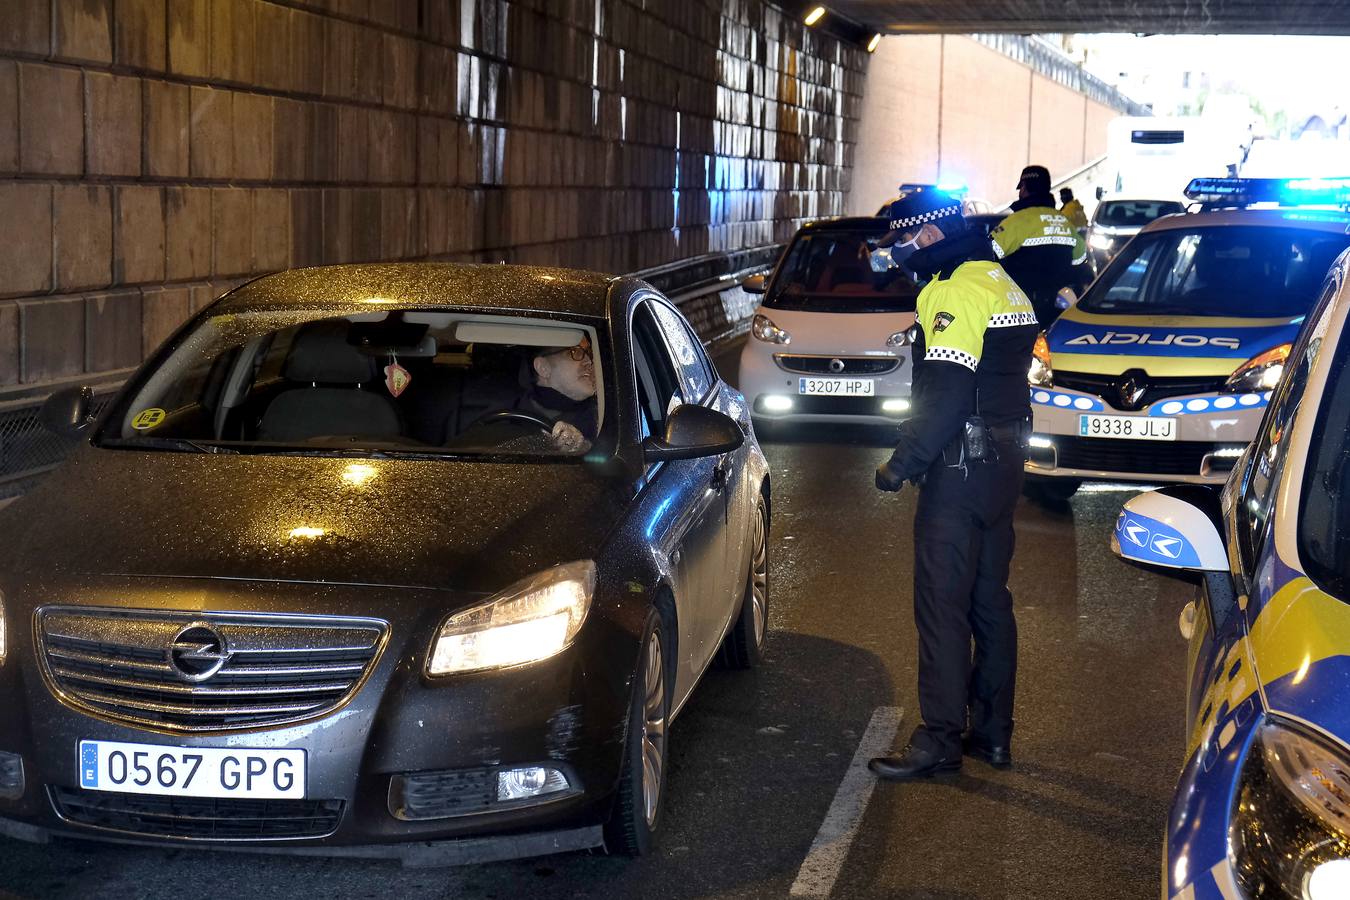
[1110,237,1350,899]
[738,217,923,428]
[0,264,771,864]
[1026,177,1350,501]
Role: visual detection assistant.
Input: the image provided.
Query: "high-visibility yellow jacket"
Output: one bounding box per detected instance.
[990,206,1087,324]
[1060,198,1089,231]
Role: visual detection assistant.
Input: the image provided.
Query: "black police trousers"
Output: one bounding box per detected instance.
[911,449,1024,756]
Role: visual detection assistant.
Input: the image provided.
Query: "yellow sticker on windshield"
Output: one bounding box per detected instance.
[131,408,166,430]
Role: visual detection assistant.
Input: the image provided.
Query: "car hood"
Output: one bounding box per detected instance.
[748,306,916,356]
[0,448,632,593]
[1245,569,1350,747]
[1046,307,1301,377]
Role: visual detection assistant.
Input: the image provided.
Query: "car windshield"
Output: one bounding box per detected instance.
[96,309,607,459]
[1094,200,1185,228]
[1300,321,1350,603]
[1078,226,1350,318]
[766,228,922,313]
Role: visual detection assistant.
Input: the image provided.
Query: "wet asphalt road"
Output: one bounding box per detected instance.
[0,342,1192,899]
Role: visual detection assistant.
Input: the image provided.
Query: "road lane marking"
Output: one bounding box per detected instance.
[789,706,903,898]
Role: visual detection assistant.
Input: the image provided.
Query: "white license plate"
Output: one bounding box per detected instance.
[79,740,306,800]
[798,377,875,396]
[1078,414,1177,441]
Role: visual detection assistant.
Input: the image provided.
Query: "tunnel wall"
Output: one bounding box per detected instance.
[848,35,1124,215]
[0,0,866,393]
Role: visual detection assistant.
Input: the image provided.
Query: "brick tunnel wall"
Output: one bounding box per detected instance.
[0,0,866,396]
[847,35,1124,215]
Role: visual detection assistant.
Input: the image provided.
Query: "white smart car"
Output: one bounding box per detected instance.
[738,217,922,428]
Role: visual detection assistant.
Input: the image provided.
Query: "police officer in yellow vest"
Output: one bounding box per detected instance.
[866,189,1037,781]
[991,165,1087,327]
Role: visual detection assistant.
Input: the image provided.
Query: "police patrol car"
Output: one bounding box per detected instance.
[1111,232,1350,899]
[1027,177,1350,500]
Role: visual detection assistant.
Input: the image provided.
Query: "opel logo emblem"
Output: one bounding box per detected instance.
[829,358,846,374]
[167,623,232,683]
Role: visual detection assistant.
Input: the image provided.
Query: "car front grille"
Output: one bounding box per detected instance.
[1052,371,1229,409]
[773,354,899,376]
[1053,437,1217,476]
[50,787,343,840]
[36,608,388,733]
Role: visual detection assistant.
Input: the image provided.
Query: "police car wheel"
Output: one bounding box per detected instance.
[1023,476,1081,503]
[604,612,669,857]
[717,496,770,670]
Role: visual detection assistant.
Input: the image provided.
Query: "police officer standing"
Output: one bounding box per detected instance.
[991,165,1087,327]
[866,190,1038,781]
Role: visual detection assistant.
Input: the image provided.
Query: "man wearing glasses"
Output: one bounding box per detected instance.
[520,336,597,452]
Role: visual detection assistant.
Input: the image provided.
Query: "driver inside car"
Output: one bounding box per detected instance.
[517,336,598,452]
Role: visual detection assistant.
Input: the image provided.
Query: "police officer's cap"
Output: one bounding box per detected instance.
[877,189,965,248]
[1017,165,1051,194]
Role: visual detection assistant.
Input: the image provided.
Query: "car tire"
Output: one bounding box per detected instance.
[717,496,769,670]
[604,612,669,857]
[1023,476,1081,504]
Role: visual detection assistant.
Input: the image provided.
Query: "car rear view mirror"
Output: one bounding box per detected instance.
[742,274,767,295]
[643,404,744,462]
[40,386,96,438]
[1110,485,1228,580]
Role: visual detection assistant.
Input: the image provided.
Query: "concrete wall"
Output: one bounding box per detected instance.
[0,0,866,394]
[848,35,1123,215]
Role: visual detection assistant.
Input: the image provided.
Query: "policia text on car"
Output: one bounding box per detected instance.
[866,190,1038,780]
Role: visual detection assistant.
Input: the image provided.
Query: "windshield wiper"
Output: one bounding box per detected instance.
[102,437,240,454]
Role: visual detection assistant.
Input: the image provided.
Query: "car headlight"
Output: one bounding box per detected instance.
[1226,343,1291,393]
[751,314,791,345]
[1231,717,1350,899]
[886,324,921,348]
[427,561,596,676]
[1088,232,1115,251]
[1029,332,1054,387]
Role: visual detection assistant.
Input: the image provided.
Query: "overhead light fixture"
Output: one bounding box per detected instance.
[867,34,881,52]
[804,6,826,26]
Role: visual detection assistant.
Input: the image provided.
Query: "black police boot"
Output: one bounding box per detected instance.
[868,743,961,781]
[961,732,1012,769]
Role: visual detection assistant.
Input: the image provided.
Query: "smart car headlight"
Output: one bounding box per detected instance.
[427,561,596,676]
[1029,333,1054,388]
[1231,717,1350,899]
[751,314,791,345]
[1226,343,1291,393]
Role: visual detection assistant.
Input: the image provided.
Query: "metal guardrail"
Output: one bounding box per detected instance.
[0,248,783,498]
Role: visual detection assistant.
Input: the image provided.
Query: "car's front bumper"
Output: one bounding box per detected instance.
[739,341,914,426]
[1025,386,1267,483]
[0,576,639,859]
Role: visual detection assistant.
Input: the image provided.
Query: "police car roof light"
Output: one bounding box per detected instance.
[1184,176,1350,209]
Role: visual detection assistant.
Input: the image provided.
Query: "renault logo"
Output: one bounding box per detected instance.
[167,623,232,683]
[829,358,846,374]
[1115,370,1148,410]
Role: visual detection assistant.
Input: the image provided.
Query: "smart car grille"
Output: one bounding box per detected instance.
[36,608,388,733]
[1054,437,1216,476]
[1052,372,1229,408]
[50,787,343,840]
[773,354,899,375]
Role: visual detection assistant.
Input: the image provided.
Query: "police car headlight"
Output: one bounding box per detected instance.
[427,562,595,676]
[752,314,791,345]
[1028,333,1054,387]
[1230,717,1350,899]
[1226,343,1291,393]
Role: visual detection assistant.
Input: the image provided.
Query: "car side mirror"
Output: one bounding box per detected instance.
[643,404,744,462]
[1111,485,1228,581]
[1095,186,1105,201]
[39,386,96,438]
[742,274,767,295]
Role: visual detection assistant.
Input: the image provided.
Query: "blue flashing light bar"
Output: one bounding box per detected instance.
[1184,176,1350,208]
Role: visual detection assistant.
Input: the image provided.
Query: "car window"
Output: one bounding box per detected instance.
[1095,200,1185,227]
[648,300,715,403]
[1238,276,1338,572]
[97,309,607,460]
[1079,226,1350,318]
[765,228,922,314]
[631,303,684,438]
[1300,296,1350,601]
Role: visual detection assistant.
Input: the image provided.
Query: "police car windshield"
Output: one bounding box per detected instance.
[1079,226,1350,318]
[767,230,922,313]
[1301,331,1350,602]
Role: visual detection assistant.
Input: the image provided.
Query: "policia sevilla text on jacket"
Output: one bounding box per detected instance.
[866,189,1038,781]
[991,165,1088,327]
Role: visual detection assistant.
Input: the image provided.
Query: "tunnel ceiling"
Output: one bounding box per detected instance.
[822,1,1350,35]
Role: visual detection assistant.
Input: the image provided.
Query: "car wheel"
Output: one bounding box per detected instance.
[717,496,769,669]
[1023,476,1081,504]
[604,612,669,857]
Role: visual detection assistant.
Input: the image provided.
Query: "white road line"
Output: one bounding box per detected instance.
[789,706,903,899]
